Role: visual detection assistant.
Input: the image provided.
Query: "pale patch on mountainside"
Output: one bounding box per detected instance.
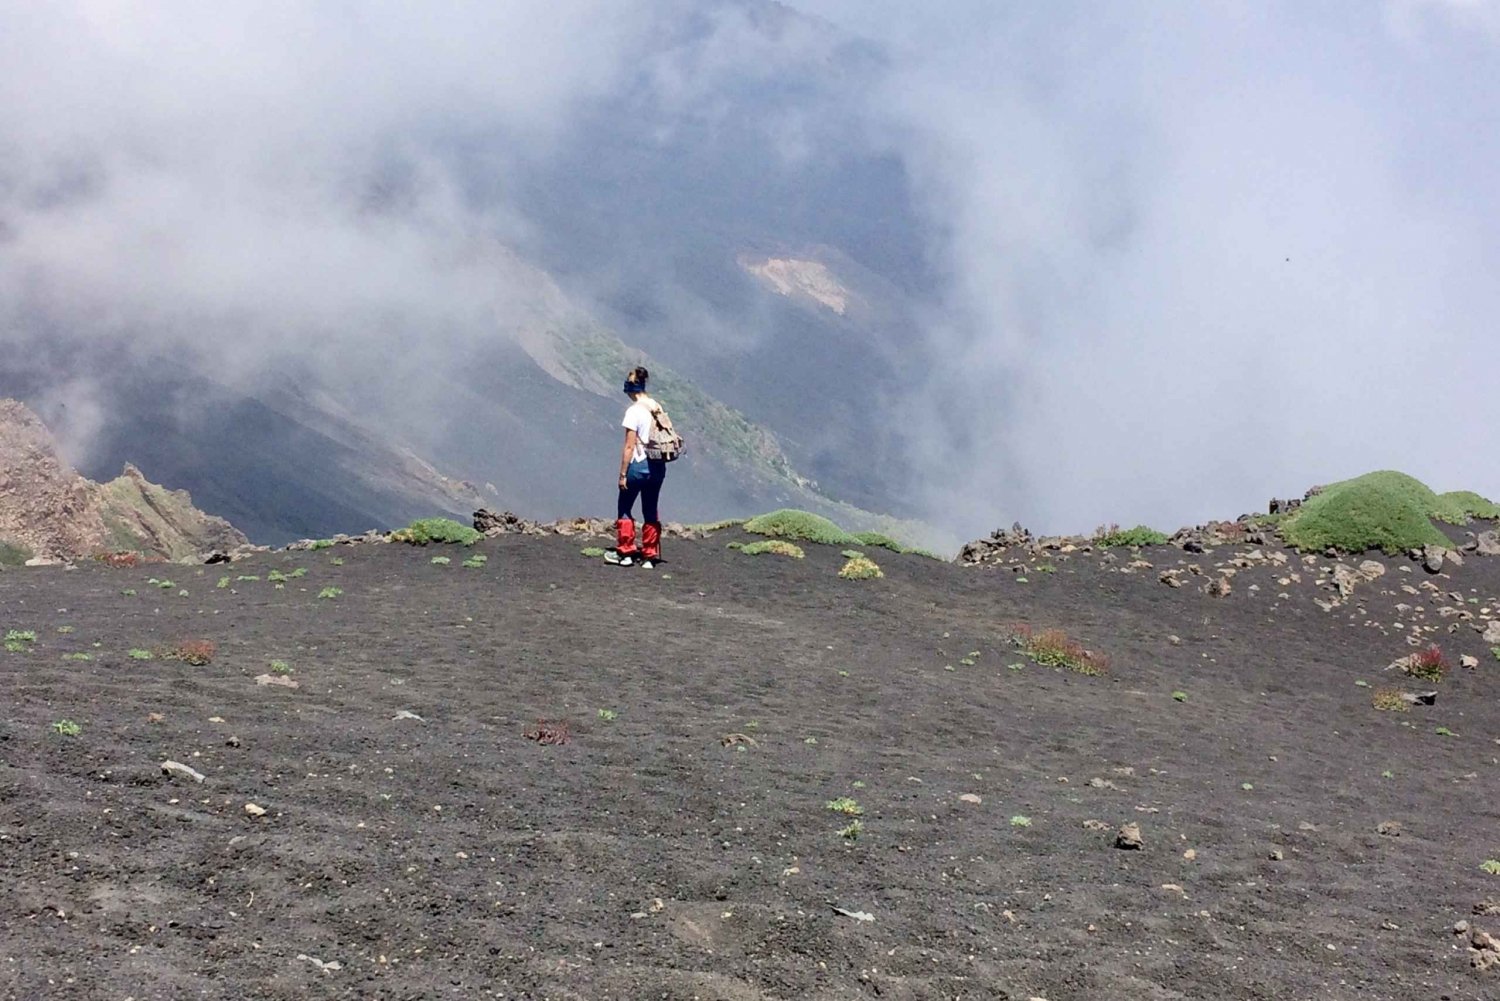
[0,400,245,561]
[740,256,852,315]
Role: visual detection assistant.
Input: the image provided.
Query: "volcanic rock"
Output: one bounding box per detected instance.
[0,400,245,561]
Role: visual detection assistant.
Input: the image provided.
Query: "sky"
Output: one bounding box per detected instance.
[1,0,1496,538]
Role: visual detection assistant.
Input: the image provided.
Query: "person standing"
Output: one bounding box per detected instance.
[606,366,667,568]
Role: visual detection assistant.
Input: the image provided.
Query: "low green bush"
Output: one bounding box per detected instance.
[392,518,482,546]
[1095,525,1169,548]
[743,509,858,546]
[1438,490,1500,520]
[1282,471,1450,554]
[853,531,906,553]
[739,540,805,558]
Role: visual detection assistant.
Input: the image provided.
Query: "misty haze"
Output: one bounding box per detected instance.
[4,4,1500,999]
[3,1,1494,546]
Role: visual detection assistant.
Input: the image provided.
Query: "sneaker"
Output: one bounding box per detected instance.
[604,551,636,566]
[639,559,655,570]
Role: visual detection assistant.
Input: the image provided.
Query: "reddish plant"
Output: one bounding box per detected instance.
[167,639,217,666]
[1008,624,1110,676]
[524,719,571,746]
[1404,645,1448,683]
[99,551,140,568]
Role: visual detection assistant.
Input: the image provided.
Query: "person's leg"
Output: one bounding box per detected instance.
[640,460,666,561]
[614,475,643,557]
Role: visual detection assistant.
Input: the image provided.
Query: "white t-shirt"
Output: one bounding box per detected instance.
[622,400,653,463]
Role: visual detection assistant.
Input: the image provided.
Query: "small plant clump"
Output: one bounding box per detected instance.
[837,819,864,840]
[739,540,805,558]
[392,518,482,547]
[840,549,865,559]
[4,629,37,653]
[431,556,452,565]
[1172,691,1188,702]
[1007,624,1109,676]
[1371,687,1410,712]
[462,554,488,569]
[1403,645,1449,683]
[580,547,607,558]
[62,652,93,662]
[318,587,344,600]
[1434,726,1456,737]
[307,539,336,550]
[51,719,82,736]
[216,576,231,589]
[1094,524,1169,548]
[825,797,864,816]
[166,639,216,666]
[838,556,884,580]
[128,648,154,661]
[269,659,293,675]
[1482,860,1500,876]
[597,708,618,721]
[1010,815,1033,828]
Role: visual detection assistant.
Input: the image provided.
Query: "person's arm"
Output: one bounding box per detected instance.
[619,429,637,489]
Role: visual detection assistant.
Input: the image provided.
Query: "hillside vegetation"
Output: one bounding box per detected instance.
[1282,470,1494,554]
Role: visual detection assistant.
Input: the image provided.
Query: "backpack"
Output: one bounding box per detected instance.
[643,397,685,462]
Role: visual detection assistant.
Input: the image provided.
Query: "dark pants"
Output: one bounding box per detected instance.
[618,459,666,523]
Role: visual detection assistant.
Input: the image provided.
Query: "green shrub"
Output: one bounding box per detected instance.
[743,509,858,546]
[1282,471,1451,553]
[685,519,745,533]
[1095,525,1169,548]
[739,540,805,558]
[391,518,482,546]
[1438,490,1500,519]
[0,540,32,566]
[838,556,884,580]
[852,531,905,553]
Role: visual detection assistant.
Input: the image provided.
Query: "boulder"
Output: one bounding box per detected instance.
[1421,545,1447,573]
[1475,531,1500,557]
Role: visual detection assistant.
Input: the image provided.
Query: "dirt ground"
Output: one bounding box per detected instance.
[2,525,1498,1000]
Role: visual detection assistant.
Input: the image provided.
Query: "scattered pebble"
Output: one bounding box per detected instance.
[160,760,205,784]
[244,803,267,817]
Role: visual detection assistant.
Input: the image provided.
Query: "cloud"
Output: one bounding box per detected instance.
[0,1,661,371]
[2,0,1495,540]
[789,1,1500,534]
